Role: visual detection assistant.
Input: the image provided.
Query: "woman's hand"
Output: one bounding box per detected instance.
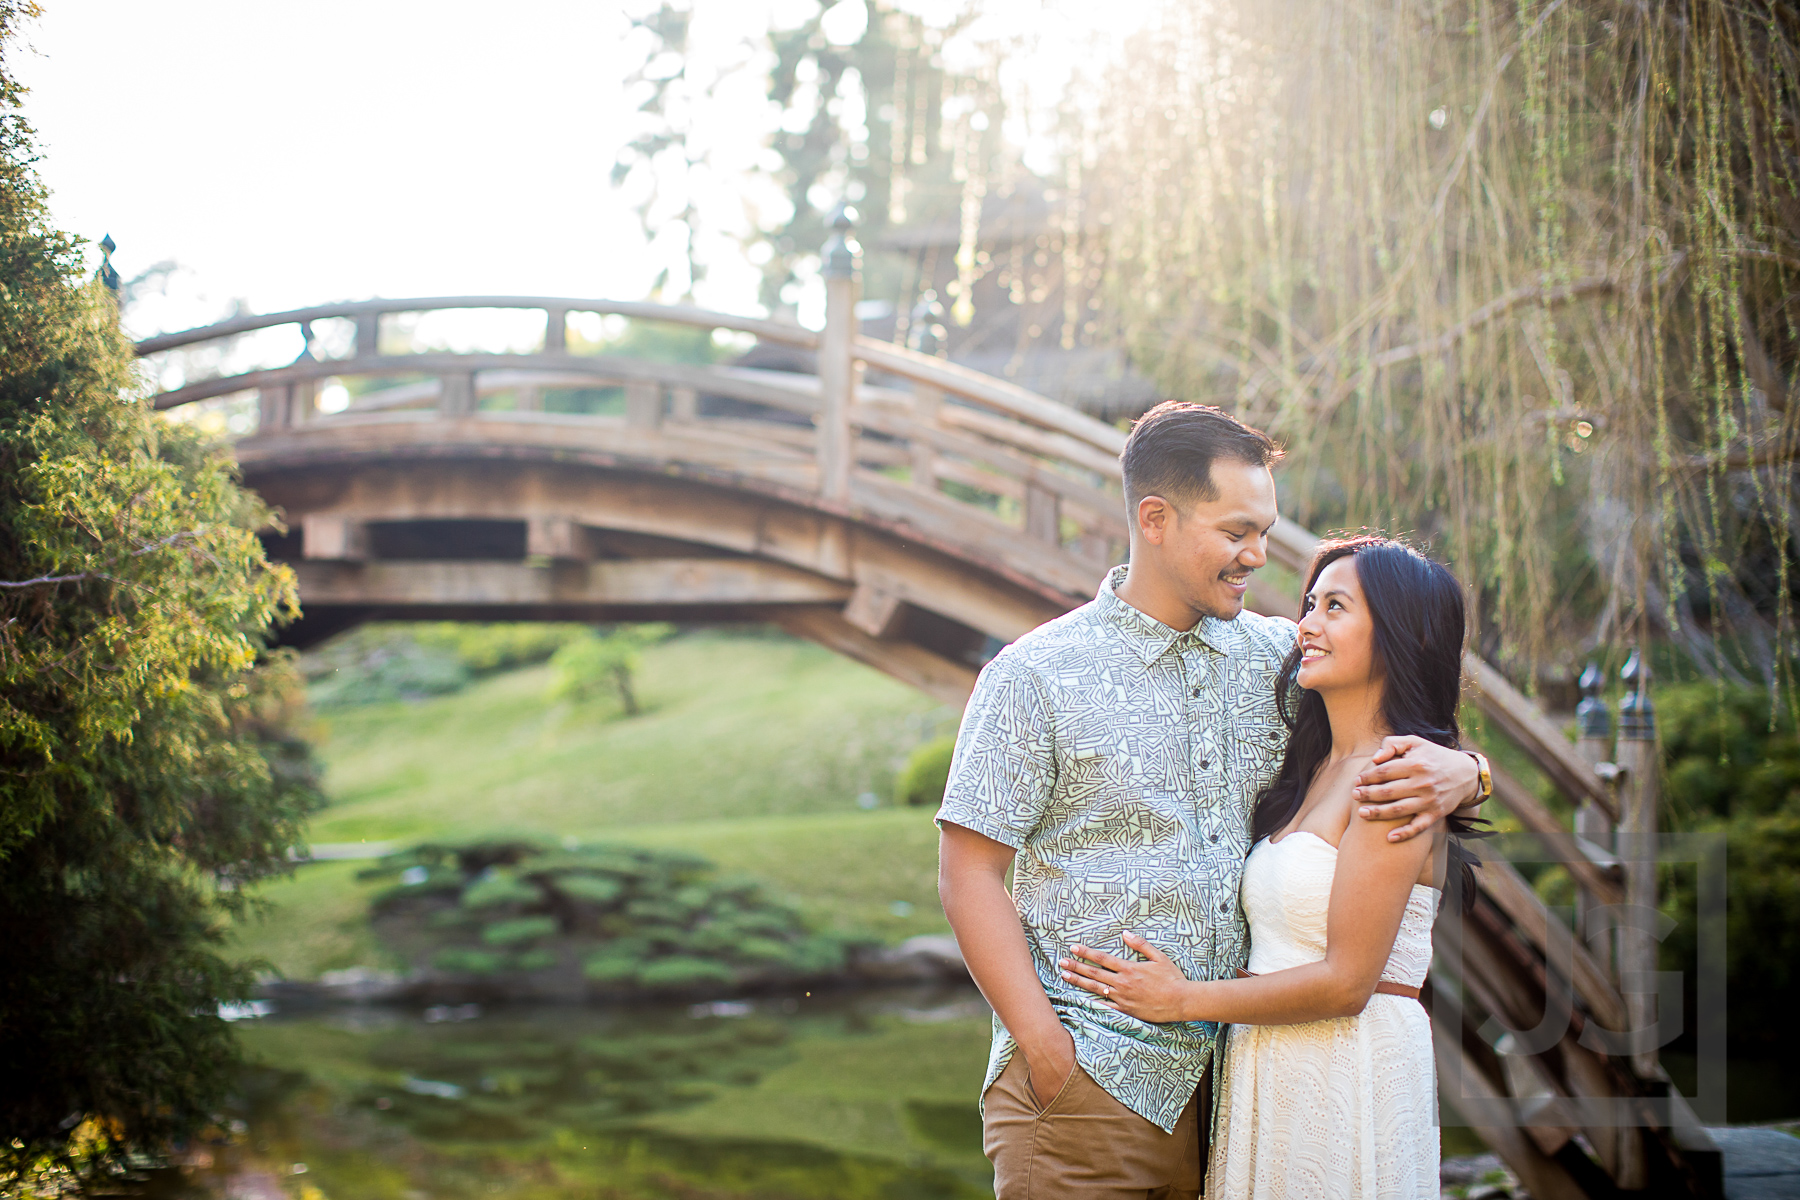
[1059,932,1197,1024]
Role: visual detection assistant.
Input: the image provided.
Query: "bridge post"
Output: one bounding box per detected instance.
[258,384,293,432]
[1573,662,1615,961]
[911,384,940,492]
[819,204,861,502]
[354,311,380,358]
[1614,649,1661,1079]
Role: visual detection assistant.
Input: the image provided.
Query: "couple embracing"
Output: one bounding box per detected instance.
[936,403,1489,1200]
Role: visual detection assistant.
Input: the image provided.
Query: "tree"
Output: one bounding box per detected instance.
[0,4,322,1184]
[616,2,986,323]
[1078,0,1799,694]
[548,624,676,716]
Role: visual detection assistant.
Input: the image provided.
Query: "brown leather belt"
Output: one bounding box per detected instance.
[1237,966,1421,1001]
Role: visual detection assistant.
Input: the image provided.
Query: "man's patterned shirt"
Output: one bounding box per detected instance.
[936,565,1296,1132]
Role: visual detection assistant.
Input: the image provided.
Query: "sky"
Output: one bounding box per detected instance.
[13,1,1139,343]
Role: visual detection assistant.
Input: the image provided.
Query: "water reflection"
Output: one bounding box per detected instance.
[178,986,995,1200]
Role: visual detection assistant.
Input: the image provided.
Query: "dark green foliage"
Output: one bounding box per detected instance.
[0,5,323,1180]
[362,840,865,991]
[894,735,955,807]
[1655,682,1800,1066]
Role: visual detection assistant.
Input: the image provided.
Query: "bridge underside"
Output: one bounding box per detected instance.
[246,431,1089,706]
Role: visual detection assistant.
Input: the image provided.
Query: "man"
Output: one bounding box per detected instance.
[937,403,1485,1200]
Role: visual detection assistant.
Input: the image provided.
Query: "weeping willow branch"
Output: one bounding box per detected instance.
[1084,0,1800,690]
[1370,254,1690,370]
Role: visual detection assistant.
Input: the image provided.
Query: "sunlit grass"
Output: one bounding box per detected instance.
[229,632,956,979]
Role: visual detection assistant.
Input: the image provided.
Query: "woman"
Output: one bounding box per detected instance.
[1058,536,1479,1199]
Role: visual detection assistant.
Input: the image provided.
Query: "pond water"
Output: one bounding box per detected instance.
[147,985,1793,1200]
[169,986,998,1200]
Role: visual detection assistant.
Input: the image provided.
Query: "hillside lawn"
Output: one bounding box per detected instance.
[229,632,960,980]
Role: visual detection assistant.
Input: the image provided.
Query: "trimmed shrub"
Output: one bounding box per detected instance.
[638,957,737,989]
[895,735,957,807]
[480,916,559,946]
[460,873,541,910]
[362,839,867,993]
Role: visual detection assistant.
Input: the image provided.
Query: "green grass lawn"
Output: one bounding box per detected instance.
[230,631,958,979]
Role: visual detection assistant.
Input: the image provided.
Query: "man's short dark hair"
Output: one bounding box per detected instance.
[1120,402,1282,511]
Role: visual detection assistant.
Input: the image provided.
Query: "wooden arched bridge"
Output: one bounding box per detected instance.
[138,218,1721,1197]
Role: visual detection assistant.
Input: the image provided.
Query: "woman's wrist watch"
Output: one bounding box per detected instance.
[1467,751,1494,802]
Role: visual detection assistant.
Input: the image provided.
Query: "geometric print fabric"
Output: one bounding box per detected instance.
[938,565,1296,1132]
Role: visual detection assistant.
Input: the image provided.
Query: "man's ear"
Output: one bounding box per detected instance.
[1135,495,1171,545]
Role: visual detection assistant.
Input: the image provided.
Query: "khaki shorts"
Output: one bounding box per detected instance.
[982,1053,1206,1200]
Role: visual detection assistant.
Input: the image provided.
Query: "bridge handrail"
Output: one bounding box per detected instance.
[853,337,1127,459]
[132,296,821,356]
[133,296,1128,480]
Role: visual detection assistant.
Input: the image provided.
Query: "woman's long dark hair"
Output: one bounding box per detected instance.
[1250,535,1486,903]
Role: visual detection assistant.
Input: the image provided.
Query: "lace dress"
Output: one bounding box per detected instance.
[1206,832,1441,1199]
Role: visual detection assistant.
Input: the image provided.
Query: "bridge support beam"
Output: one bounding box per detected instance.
[765,606,975,708]
[842,581,907,640]
[526,516,589,562]
[302,514,368,561]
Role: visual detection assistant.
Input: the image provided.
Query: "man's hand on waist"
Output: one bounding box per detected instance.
[1351,735,1482,843]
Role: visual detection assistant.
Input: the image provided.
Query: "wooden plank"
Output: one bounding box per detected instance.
[292,558,851,607]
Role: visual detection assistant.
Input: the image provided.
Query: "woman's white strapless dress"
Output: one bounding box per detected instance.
[1206,831,1441,1199]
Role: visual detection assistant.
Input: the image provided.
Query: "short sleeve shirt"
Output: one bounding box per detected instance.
[936,565,1296,1131]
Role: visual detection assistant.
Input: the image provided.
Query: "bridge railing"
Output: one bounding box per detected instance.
[137,271,1134,574]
